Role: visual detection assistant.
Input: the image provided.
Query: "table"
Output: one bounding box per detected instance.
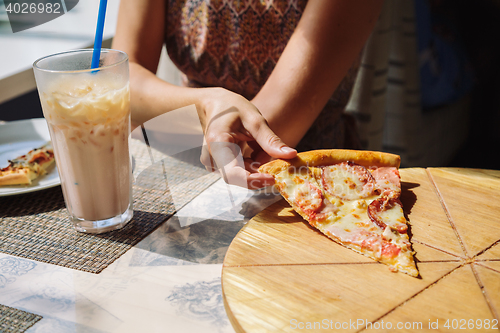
[222,168,500,332]
[0,113,282,333]
[0,177,253,333]
[2,118,499,332]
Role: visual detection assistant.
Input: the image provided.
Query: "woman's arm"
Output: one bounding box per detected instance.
[252,0,384,147]
[112,0,200,125]
[112,0,297,189]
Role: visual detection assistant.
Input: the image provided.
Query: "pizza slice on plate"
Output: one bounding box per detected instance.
[0,142,55,186]
[259,149,419,277]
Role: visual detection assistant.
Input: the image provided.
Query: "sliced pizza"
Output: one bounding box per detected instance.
[0,142,55,186]
[259,149,418,277]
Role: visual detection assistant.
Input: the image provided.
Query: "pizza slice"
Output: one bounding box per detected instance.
[259,149,419,277]
[0,142,55,186]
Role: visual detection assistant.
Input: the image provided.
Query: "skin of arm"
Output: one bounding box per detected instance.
[112,0,383,189]
[252,0,384,148]
[113,0,297,189]
[113,0,197,125]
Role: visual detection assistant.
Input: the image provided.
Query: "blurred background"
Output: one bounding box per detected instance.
[423,0,500,171]
[0,0,499,170]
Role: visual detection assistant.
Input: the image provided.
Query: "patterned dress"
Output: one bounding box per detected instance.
[165,0,361,151]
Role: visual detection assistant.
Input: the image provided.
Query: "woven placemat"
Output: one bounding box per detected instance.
[0,303,42,333]
[0,140,220,273]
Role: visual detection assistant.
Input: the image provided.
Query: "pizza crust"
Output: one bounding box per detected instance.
[259,149,401,175]
[0,168,32,186]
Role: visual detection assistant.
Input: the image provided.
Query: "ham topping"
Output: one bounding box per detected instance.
[294,181,324,217]
[325,225,401,259]
[370,167,401,198]
[368,196,408,233]
[321,162,377,200]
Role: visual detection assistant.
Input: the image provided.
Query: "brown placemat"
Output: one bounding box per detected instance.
[0,304,42,333]
[0,140,220,274]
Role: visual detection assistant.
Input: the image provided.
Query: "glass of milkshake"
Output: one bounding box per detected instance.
[33,49,133,234]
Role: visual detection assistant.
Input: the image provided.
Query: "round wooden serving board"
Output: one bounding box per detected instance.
[222,168,500,332]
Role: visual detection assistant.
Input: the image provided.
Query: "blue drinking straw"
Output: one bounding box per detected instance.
[91,0,108,70]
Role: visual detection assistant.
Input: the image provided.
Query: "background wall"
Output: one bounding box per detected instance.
[443,0,500,170]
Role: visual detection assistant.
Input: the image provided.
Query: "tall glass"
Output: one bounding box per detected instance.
[33,49,133,234]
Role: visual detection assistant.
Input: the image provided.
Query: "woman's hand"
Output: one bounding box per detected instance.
[197,88,296,189]
[113,0,295,189]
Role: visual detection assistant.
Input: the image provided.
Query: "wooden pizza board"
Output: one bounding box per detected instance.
[222,168,500,332]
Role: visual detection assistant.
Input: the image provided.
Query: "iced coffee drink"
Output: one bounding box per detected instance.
[33,49,133,233]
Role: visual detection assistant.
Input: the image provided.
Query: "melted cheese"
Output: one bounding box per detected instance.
[377,203,407,233]
[322,164,376,200]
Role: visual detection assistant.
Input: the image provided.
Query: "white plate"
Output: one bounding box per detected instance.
[0,118,60,196]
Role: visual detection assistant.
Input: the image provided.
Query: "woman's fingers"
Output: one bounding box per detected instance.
[197,88,293,189]
[243,116,297,160]
[200,144,216,172]
[246,172,276,189]
[208,142,248,188]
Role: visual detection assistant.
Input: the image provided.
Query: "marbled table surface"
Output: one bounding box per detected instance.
[0,176,281,333]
